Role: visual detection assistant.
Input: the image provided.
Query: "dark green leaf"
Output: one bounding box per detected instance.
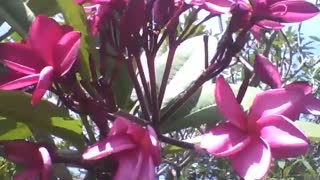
[27,0,60,16]
[112,62,133,109]
[0,0,35,37]
[105,44,133,109]
[0,91,84,150]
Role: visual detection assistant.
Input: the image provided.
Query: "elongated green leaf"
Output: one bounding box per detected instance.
[111,61,133,109]
[0,91,84,150]
[56,0,98,81]
[309,35,320,42]
[0,0,35,37]
[27,0,60,16]
[294,121,320,142]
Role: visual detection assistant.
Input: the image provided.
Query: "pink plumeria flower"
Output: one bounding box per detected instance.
[0,15,81,105]
[200,76,309,179]
[0,140,52,180]
[254,54,282,89]
[82,117,161,180]
[254,54,320,119]
[230,0,319,33]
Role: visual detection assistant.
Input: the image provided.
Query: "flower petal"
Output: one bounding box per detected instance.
[147,125,161,165]
[82,134,136,160]
[215,76,247,130]
[254,54,282,88]
[31,66,54,105]
[114,150,144,180]
[3,60,37,75]
[255,20,284,30]
[284,82,320,116]
[200,122,251,156]
[28,15,62,65]
[38,147,52,180]
[284,81,312,95]
[0,140,42,164]
[109,117,131,136]
[0,74,39,90]
[270,0,319,23]
[248,88,305,123]
[54,31,81,75]
[303,94,320,115]
[250,25,263,40]
[257,115,309,158]
[230,138,271,180]
[138,155,156,180]
[0,43,43,72]
[203,0,233,14]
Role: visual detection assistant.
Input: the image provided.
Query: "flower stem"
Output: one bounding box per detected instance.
[236,68,251,104]
[135,55,152,108]
[80,114,96,143]
[159,135,195,149]
[158,44,178,107]
[147,53,160,125]
[127,58,151,121]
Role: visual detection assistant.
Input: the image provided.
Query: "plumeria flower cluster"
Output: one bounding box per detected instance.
[184,0,319,38]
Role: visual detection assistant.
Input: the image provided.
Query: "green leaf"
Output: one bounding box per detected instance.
[294,121,320,142]
[27,0,60,16]
[0,116,32,140]
[309,36,320,42]
[162,144,183,154]
[301,158,317,176]
[56,0,98,81]
[277,160,286,169]
[0,91,84,150]
[105,44,133,109]
[112,63,133,109]
[0,0,35,37]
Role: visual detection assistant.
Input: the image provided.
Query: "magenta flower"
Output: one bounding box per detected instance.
[82,117,161,180]
[200,76,309,179]
[250,0,319,23]
[0,140,52,180]
[0,15,81,104]
[254,53,320,118]
[254,54,282,89]
[230,0,319,32]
